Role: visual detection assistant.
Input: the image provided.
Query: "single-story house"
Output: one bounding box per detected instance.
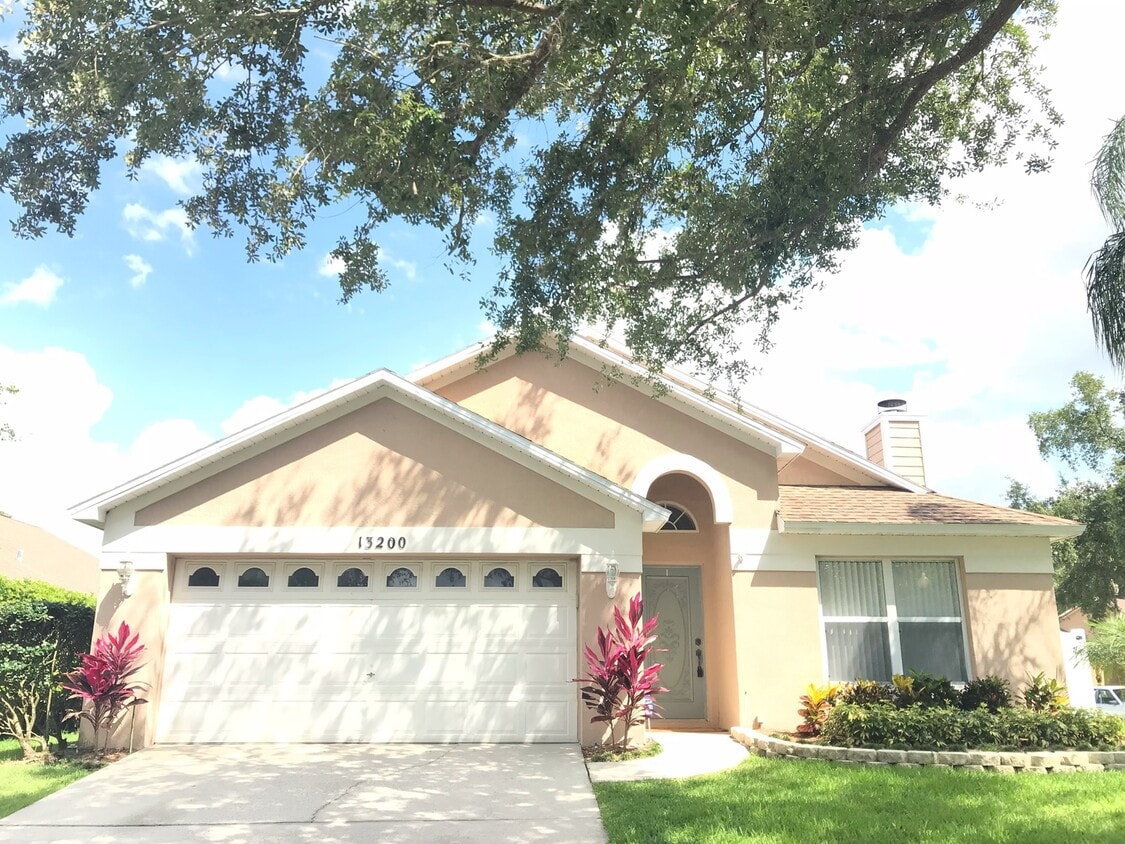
[1,512,99,594]
[71,337,1082,747]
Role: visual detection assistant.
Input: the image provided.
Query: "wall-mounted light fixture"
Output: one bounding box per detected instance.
[605,561,619,598]
[118,560,135,598]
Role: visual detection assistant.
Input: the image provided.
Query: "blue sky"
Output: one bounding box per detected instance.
[2,2,1123,553]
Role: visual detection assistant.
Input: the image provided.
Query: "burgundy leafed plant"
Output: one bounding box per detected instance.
[577,593,666,751]
[60,621,148,754]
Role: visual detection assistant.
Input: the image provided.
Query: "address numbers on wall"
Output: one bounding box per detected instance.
[356,536,408,551]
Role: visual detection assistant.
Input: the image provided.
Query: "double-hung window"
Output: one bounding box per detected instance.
[817,559,968,682]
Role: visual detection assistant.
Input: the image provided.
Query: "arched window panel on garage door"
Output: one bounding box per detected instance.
[286,565,321,588]
[434,565,467,588]
[336,565,371,589]
[532,566,564,589]
[484,566,515,588]
[237,565,272,588]
[386,566,418,588]
[186,564,222,589]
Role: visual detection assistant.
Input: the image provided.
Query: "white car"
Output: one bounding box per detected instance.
[1094,685,1125,716]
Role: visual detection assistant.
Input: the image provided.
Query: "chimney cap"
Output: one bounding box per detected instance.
[877,398,908,413]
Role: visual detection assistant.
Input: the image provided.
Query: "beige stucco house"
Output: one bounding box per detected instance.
[71,337,1081,748]
[1,513,99,594]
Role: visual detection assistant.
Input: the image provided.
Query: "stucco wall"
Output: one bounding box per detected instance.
[732,569,823,731]
[0,514,99,593]
[578,571,644,746]
[83,568,171,751]
[964,572,1066,690]
[134,397,613,530]
[436,353,779,529]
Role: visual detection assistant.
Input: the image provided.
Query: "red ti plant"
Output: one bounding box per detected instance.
[577,593,666,750]
[60,622,148,754]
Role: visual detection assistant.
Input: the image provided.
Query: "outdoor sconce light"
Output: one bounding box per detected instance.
[118,560,135,598]
[605,561,619,598]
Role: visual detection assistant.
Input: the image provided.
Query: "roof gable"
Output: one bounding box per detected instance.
[411,335,924,491]
[70,370,669,530]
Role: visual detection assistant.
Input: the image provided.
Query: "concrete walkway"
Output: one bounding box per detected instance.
[1,744,606,844]
[586,730,749,783]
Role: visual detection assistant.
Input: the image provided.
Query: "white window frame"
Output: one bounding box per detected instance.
[816,557,971,683]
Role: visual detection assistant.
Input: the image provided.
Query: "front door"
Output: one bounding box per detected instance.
[642,566,706,720]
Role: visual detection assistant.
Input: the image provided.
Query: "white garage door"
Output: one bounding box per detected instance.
[158,559,577,743]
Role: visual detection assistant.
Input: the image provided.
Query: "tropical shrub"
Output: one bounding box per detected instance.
[576,593,666,751]
[1021,672,1068,713]
[796,683,842,737]
[837,679,895,707]
[898,671,959,708]
[959,676,1013,713]
[60,622,148,754]
[820,702,1125,751]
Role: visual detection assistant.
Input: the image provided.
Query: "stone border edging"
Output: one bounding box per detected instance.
[730,727,1125,774]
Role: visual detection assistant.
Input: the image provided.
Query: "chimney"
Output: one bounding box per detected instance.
[862,399,927,487]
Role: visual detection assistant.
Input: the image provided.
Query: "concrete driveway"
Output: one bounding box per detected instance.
[0,744,607,843]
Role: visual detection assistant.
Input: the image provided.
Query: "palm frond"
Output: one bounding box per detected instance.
[1085,231,1125,368]
[1092,117,1125,228]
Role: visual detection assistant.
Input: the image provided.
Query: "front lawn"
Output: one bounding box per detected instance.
[0,737,94,819]
[594,755,1125,843]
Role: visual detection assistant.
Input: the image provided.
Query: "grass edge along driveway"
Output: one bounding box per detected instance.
[0,739,94,820]
[593,755,1125,843]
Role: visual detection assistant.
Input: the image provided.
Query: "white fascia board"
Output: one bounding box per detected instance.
[780,520,1086,541]
[408,335,803,460]
[563,337,805,459]
[72,367,669,530]
[70,368,401,527]
[582,335,928,493]
[415,333,921,489]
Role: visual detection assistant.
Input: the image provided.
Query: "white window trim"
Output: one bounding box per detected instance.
[655,501,700,533]
[816,557,971,682]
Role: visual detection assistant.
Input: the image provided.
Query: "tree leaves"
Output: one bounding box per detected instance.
[0,1,1059,380]
[1009,372,1125,618]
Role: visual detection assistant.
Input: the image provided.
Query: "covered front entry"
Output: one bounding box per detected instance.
[157,558,578,743]
[642,565,706,719]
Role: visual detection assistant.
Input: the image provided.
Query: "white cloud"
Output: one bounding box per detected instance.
[383,253,417,281]
[318,253,345,277]
[220,380,352,437]
[478,319,496,337]
[0,266,63,307]
[0,346,211,554]
[122,203,194,251]
[736,0,1125,506]
[141,155,200,195]
[123,254,153,288]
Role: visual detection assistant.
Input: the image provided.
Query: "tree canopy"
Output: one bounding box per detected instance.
[1008,372,1125,618]
[0,1,1058,379]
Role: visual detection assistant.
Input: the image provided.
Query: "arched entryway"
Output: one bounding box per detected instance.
[638,469,737,727]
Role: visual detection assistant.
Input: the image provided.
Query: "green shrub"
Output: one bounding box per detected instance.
[959,676,1012,713]
[903,670,959,708]
[820,702,1125,751]
[837,679,895,707]
[1021,672,1068,713]
[0,576,95,750]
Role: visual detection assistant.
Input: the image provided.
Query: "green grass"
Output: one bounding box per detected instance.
[588,740,664,763]
[0,736,93,819]
[593,755,1125,843]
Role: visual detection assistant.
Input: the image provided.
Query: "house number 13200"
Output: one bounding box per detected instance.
[357,536,407,551]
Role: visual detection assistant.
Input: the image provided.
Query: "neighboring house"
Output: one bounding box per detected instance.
[0,512,98,594]
[71,337,1082,747]
[1061,600,1125,684]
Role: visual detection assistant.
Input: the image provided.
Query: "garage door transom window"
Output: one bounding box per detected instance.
[436,566,467,588]
[238,566,271,588]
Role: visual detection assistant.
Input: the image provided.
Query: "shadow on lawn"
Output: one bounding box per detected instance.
[594,756,1125,843]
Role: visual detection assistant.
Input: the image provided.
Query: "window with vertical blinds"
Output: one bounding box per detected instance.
[817,559,967,682]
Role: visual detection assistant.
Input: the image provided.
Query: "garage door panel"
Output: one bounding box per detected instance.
[159,560,578,743]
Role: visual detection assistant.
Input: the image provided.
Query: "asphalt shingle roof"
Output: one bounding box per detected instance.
[778,485,1080,527]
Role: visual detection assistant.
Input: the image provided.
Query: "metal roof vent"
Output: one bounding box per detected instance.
[877,398,908,413]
